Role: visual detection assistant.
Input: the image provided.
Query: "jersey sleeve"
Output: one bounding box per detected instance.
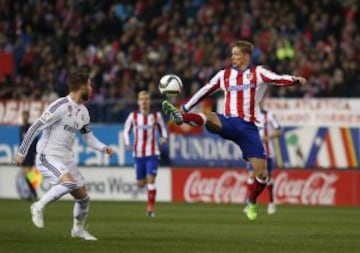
[81,131,106,151]
[182,70,222,112]
[79,108,91,134]
[17,101,64,157]
[257,66,294,86]
[156,112,168,139]
[123,112,133,146]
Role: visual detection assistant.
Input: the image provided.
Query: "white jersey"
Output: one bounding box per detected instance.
[258,110,281,158]
[123,111,168,158]
[182,65,294,127]
[18,95,105,160]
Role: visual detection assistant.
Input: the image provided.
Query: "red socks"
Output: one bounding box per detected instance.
[247,177,267,204]
[182,113,205,127]
[147,189,156,211]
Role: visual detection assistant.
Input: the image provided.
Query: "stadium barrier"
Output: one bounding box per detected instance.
[171,168,360,206]
[1,124,360,168]
[1,98,360,168]
[0,166,171,202]
[1,166,359,206]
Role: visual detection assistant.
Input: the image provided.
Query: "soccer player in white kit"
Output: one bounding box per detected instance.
[14,68,113,240]
[123,90,168,217]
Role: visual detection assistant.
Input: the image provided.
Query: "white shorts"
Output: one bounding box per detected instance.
[36,153,85,187]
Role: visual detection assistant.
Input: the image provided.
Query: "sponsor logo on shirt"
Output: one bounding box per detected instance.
[227,83,256,91]
[64,124,77,133]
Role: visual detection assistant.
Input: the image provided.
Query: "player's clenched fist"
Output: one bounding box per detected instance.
[14,154,24,166]
[102,146,114,156]
[292,76,306,85]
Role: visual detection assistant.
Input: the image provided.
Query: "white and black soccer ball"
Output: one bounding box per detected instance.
[159,74,183,96]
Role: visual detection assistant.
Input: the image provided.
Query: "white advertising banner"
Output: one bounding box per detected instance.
[0,166,171,201]
[217,98,360,126]
[0,100,51,125]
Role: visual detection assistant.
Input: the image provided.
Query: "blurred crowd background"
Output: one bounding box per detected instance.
[0,0,359,122]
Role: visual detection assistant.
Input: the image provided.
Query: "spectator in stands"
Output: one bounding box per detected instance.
[0,0,358,122]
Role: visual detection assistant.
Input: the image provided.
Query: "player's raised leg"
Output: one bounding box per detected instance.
[162,100,212,128]
[30,158,79,228]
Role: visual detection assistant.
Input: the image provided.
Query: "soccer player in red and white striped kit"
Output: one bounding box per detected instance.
[245,99,282,215]
[123,90,168,217]
[162,40,306,220]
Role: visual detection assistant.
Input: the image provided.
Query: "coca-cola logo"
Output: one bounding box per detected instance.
[184,171,248,203]
[274,172,338,205]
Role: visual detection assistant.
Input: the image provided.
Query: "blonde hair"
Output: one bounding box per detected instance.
[233,40,254,57]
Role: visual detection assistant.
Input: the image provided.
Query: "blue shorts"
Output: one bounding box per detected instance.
[246,157,274,176]
[134,155,159,180]
[207,114,265,160]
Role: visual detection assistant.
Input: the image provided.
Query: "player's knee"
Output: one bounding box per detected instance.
[59,172,76,182]
[137,181,146,188]
[205,113,222,132]
[252,165,268,178]
[61,181,78,191]
[76,195,90,208]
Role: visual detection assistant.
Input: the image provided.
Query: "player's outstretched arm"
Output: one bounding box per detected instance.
[81,129,112,156]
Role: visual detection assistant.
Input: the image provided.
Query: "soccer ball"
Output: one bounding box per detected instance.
[159,74,183,96]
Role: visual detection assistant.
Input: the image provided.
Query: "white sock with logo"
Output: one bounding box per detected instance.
[73,195,90,231]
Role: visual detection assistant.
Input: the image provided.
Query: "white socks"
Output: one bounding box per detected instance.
[73,195,90,231]
[36,182,77,209]
[147,184,156,191]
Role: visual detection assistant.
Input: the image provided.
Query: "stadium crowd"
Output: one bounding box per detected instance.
[0,0,359,119]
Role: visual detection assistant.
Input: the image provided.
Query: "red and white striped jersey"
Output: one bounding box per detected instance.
[258,110,281,158]
[123,111,168,158]
[182,65,294,126]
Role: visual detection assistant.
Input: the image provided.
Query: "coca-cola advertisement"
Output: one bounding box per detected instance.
[171,168,360,206]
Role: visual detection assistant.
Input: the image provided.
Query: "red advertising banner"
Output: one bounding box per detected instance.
[171,168,360,206]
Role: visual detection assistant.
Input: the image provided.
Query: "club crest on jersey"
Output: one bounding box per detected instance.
[41,111,52,122]
[247,73,253,80]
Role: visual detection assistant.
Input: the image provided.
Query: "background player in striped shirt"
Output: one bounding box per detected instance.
[123,90,168,217]
[14,68,113,240]
[245,99,282,215]
[162,40,306,220]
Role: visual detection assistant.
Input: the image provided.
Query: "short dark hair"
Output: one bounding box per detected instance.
[233,40,254,57]
[138,90,150,98]
[68,68,90,91]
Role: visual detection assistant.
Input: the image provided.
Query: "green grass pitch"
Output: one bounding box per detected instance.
[0,199,359,253]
